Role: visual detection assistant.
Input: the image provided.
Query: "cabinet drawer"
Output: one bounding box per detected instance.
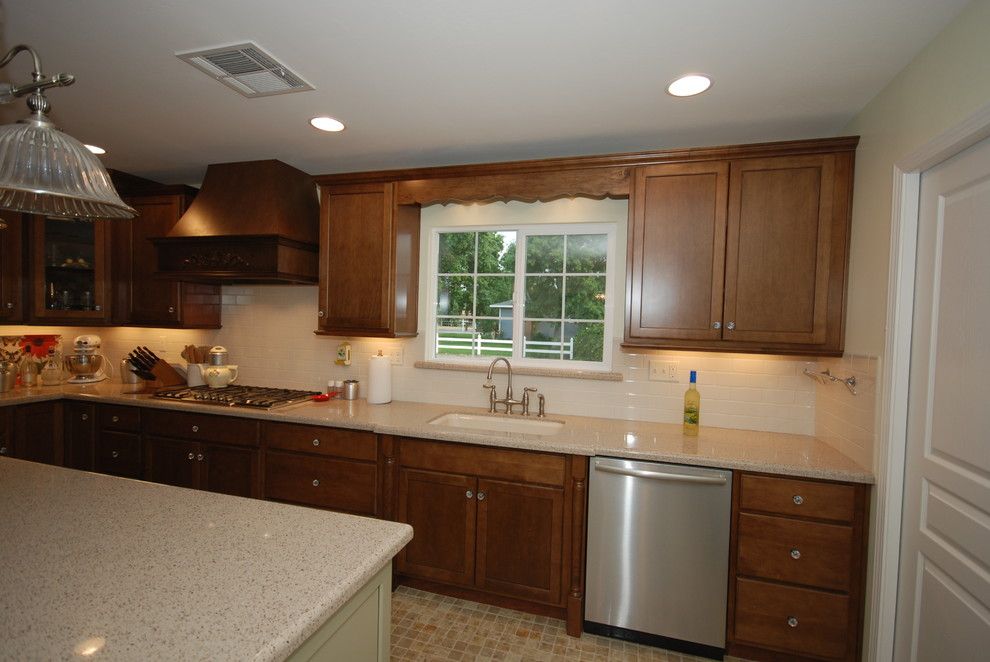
[737,513,853,592]
[264,450,377,516]
[144,409,259,447]
[263,422,376,461]
[398,437,566,487]
[97,431,142,478]
[739,474,856,523]
[734,577,850,659]
[99,405,141,432]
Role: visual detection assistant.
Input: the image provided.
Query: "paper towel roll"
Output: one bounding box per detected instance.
[367,352,392,404]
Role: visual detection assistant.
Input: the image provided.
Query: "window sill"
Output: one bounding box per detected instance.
[414,360,623,382]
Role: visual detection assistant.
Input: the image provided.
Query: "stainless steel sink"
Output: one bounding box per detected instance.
[428,412,564,436]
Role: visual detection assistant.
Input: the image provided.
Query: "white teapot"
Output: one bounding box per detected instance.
[204,364,238,388]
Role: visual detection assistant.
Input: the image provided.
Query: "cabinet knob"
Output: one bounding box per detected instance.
[4,302,12,309]
[197,453,204,462]
[790,548,801,560]
[726,321,735,331]
[81,413,88,421]
[112,415,119,423]
[312,438,320,447]
[792,494,804,505]
[111,450,119,458]
[191,425,199,433]
[312,479,320,487]
[0,446,8,455]
[465,490,474,499]
[168,306,175,314]
[477,491,486,501]
[712,321,721,330]
[318,310,326,318]
[95,305,102,312]
[787,617,799,628]
[187,452,195,460]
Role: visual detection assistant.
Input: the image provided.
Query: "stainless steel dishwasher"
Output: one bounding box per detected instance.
[585,457,732,659]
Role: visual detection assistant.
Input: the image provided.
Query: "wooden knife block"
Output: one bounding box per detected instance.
[140,361,187,393]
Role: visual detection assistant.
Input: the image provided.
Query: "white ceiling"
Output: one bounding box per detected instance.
[0,0,969,184]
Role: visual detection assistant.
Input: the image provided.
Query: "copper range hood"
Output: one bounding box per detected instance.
[153,159,319,283]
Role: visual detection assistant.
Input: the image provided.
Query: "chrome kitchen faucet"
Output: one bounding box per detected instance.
[484,358,545,416]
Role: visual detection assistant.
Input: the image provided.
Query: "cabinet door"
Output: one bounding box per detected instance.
[723,155,834,344]
[626,162,728,341]
[12,401,62,465]
[396,468,477,587]
[0,210,24,321]
[318,183,395,334]
[30,216,112,323]
[124,195,185,325]
[475,478,564,604]
[63,401,96,470]
[96,431,142,478]
[0,406,12,458]
[201,442,258,498]
[145,436,199,489]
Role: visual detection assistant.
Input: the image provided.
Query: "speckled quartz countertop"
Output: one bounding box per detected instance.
[0,457,412,662]
[0,384,872,483]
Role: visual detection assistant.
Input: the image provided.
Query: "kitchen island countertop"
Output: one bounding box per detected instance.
[0,457,412,661]
[0,383,872,483]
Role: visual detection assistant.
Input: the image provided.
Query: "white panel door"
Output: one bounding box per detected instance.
[894,136,990,660]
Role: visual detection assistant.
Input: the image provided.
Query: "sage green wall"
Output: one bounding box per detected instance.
[843,0,990,355]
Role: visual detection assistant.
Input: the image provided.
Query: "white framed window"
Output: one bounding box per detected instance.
[428,222,616,370]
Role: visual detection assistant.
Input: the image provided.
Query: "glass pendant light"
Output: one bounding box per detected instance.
[0,44,135,226]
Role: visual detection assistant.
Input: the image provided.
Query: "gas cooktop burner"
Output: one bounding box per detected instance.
[154,385,321,409]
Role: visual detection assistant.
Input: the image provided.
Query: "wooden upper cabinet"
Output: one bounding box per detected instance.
[113,192,221,328]
[723,155,834,345]
[317,182,420,337]
[626,162,728,341]
[0,211,24,322]
[624,147,854,355]
[29,215,112,324]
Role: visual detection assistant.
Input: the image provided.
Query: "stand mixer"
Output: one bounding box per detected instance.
[65,335,112,384]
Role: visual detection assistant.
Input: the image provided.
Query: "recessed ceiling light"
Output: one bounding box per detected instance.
[667,74,712,97]
[84,144,107,155]
[309,116,345,132]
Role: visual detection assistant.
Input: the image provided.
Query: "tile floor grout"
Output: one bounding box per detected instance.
[390,586,745,662]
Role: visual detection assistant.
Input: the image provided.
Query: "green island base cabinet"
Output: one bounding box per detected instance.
[2,398,871,660]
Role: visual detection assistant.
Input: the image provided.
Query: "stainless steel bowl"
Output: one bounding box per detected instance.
[65,353,104,376]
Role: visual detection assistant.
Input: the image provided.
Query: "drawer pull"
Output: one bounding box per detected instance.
[187,452,195,460]
[111,450,119,459]
[197,453,204,462]
[792,494,804,505]
[112,415,119,423]
[787,616,799,628]
[191,425,199,433]
[81,413,89,421]
[312,479,320,487]
[0,446,7,455]
[312,438,320,447]
[477,491,487,501]
[790,548,801,560]
[466,490,474,499]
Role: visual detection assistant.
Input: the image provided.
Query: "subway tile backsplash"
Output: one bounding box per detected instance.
[6,285,852,440]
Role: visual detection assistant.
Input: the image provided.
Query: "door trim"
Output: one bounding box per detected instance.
[871,100,990,662]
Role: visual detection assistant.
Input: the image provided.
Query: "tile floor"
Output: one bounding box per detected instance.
[391,586,740,662]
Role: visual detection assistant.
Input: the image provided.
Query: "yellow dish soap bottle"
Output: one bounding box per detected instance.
[683,370,700,436]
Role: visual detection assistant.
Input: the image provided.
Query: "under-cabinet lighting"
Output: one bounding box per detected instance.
[309,116,345,132]
[667,74,712,97]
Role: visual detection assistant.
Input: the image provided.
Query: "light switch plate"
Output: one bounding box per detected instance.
[649,360,678,382]
[389,348,404,366]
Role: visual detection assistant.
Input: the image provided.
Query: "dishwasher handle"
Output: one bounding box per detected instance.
[594,460,728,485]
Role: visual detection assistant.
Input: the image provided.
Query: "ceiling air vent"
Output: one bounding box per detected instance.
[176,42,314,98]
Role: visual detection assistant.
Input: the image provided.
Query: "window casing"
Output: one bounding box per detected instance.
[428,222,616,370]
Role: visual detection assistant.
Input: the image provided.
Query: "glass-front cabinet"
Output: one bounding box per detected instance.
[31,216,111,323]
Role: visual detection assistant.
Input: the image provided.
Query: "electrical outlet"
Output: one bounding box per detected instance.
[389,348,404,366]
[648,360,678,382]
